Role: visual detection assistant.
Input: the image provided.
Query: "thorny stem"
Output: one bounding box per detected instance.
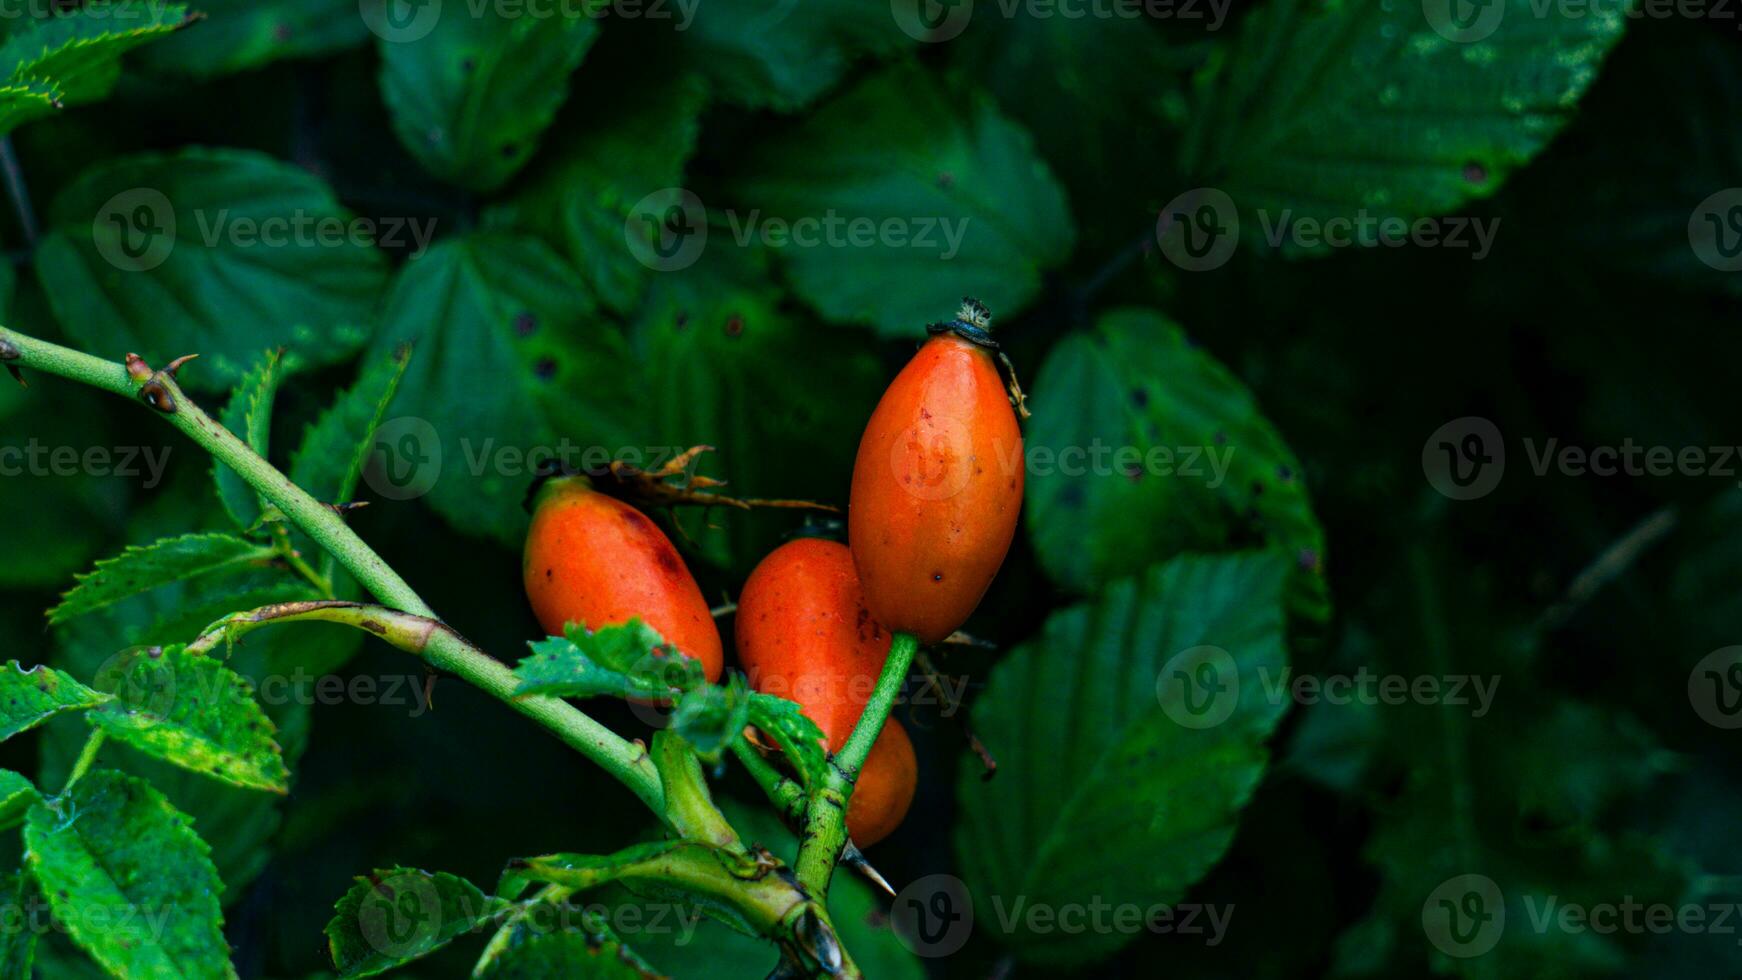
[794,632,919,896]
[188,601,663,813]
[0,329,664,814]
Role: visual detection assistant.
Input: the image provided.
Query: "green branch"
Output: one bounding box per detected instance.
[793,632,918,895]
[1,330,663,814]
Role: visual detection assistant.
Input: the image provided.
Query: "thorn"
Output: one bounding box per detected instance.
[327,501,370,516]
[842,843,895,897]
[422,667,438,711]
[940,630,997,650]
[968,730,998,781]
[138,380,176,414]
[163,353,200,378]
[4,364,22,387]
[124,352,153,382]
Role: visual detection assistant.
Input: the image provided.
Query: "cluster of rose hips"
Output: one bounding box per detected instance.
[522,302,1024,845]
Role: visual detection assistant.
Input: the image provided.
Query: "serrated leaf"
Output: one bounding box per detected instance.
[0,2,190,115]
[136,0,365,78]
[1025,309,1328,622]
[379,9,596,192]
[478,917,658,979]
[0,770,39,829]
[0,78,59,136]
[675,0,910,111]
[35,147,388,389]
[0,662,108,741]
[48,532,278,625]
[670,674,751,763]
[486,64,707,313]
[745,694,827,789]
[87,644,290,793]
[24,770,235,979]
[213,348,284,533]
[290,347,411,511]
[364,231,639,544]
[1179,0,1628,254]
[725,64,1074,336]
[515,619,705,702]
[325,868,503,978]
[955,552,1290,965]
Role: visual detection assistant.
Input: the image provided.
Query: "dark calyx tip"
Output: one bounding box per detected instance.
[926,298,998,349]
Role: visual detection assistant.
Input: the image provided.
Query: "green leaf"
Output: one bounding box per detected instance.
[1179,0,1628,253]
[1025,309,1327,622]
[745,693,827,790]
[0,79,59,136]
[670,674,751,763]
[48,532,278,625]
[627,243,881,571]
[485,65,707,314]
[675,0,910,110]
[365,231,638,544]
[379,9,596,191]
[0,662,108,740]
[0,770,40,829]
[289,347,411,511]
[135,0,366,77]
[87,644,290,793]
[213,349,284,533]
[955,552,1290,965]
[24,770,235,979]
[325,868,503,978]
[0,2,190,115]
[479,915,658,979]
[0,871,37,979]
[515,619,705,702]
[35,147,388,389]
[725,64,1074,336]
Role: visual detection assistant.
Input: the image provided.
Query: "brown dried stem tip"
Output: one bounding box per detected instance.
[525,445,840,517]
[164,353,200,378]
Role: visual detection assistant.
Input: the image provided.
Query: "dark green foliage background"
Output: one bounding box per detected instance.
[0,0,1736,977]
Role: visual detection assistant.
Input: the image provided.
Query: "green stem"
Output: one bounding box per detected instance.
[188,601,663,812]
[733,739,805,823]
[2,330,663,814]
[793,632,918,896]
[62,730,106,793]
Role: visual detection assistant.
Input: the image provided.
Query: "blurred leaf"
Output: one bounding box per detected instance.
[514,619,705,702]
[486,67,707,314]
[366,231,638,545]
[725,64,1074,336]
[24,770,234,978]
[136,0,366,77]
[379,9,596,192]
[0,662,107,741]
[1025,308,1327,621]
[956,552,1290,965]
[628,243,880,570]
[35,148,387,388]
[0,769,37,828]
[325,868,505,978]
[0,870,36,978]
[675,0,909,111]
[1181,0,1627,253]
[48,532,278,624]
[477,905,659,978]
[87,643,290,793]
[213,349,284,533]
[0,2,190,128]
